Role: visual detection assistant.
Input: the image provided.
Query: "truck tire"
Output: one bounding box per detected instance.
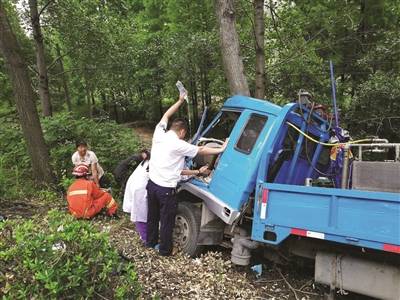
[174,202,203,257]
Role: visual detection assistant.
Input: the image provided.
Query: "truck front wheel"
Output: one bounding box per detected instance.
[173,202,203,257]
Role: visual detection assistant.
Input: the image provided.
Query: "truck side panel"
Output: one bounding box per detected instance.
[252,183,400,252]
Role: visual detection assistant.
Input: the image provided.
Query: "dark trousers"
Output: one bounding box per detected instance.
[146,180,177,256]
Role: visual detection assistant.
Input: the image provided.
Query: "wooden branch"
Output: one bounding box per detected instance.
[28,65,39,74]
[299,279,313,291]
[47,48,74,71]
[276,268,300,300]
[93,291,111,300]
[38,0,54,17]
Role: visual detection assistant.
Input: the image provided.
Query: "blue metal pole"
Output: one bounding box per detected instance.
[329,60,339,127]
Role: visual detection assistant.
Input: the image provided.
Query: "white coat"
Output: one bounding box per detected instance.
[123,160,149,223]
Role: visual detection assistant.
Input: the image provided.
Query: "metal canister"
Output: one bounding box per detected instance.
[305,178,313,186]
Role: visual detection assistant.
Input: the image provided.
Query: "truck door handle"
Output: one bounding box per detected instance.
[345,237,359,243]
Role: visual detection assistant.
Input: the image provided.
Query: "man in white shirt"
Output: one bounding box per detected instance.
[147,92,228,256]
[71,141,104,187]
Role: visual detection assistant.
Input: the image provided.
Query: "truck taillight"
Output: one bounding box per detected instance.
[383,244,400,254]
[260,188,269,219]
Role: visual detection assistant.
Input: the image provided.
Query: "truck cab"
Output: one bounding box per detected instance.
[174,95,400,299]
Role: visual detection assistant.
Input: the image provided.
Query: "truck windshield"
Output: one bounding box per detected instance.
[204,111,241,140]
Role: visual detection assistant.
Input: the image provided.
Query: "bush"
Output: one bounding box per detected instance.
[0,112,143,198]
[42,112,143,181]
[0,210,141,299]
[345,72,400,142]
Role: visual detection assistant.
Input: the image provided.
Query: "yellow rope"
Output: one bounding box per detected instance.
[286,122,371,147]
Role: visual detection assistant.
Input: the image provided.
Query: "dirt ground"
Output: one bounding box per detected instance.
[122,123,153,146]
[132,126,153,146]
[105,216,326,300]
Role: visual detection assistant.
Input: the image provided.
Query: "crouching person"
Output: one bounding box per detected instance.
[123,150,150,242]
[67,164,118,219]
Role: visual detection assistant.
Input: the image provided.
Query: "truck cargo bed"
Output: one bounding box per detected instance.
[252,183,400,254]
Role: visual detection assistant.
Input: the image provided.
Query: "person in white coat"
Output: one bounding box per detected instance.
[123,150,150,241]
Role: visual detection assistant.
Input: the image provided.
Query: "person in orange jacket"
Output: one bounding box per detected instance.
[67,164,118,219]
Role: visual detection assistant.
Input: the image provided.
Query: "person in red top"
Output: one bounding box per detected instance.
[67,164,118,219]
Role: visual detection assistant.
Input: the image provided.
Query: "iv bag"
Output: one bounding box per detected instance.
[176,81,188,102]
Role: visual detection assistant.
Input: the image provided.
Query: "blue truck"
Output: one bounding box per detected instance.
[173,95,400,299]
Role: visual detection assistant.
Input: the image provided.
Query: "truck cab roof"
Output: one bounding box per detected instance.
[223,95,283,116]
[223,95,328,128]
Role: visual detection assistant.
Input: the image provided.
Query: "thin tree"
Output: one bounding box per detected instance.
[0,2,54,184]
[253,0,265,99]
[56,43,72,111]
[29,0,52,117]
[215,0,250,96]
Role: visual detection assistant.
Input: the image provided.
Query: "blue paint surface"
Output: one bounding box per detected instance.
[190,95,399,253]
[252,183,400,251]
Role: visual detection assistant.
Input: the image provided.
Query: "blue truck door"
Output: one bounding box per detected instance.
[208,111,270,212]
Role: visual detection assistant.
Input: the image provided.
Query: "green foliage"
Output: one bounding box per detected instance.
[0,210,140,299]
[0,119,33,199]
[0,112,142,199]
[346,72,400,140]
[1,0,399,126]
[41,112,142,179]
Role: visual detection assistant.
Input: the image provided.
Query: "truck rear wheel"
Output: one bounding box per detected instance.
[173,202,203,257]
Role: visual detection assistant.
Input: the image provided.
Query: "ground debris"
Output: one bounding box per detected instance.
[98,214,324,300]
[2,198,325,300]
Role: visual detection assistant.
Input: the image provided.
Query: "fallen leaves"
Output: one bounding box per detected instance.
[100,216,323,300]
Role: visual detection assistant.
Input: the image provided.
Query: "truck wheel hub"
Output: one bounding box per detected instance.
[174,215,190,246]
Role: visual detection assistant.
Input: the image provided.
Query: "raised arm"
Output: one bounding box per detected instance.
[91,163,100,187]
[160,92,186,124]
[197,139,229,156]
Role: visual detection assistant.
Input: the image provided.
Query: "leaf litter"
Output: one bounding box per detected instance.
[2,201,325,300]
[96,215,325,300]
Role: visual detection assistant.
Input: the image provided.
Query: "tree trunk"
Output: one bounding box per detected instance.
[215,0,250,96]
[56,44,72,111]
[29,0,52,117]
[204,71,212,106]
[158,86,163,120]
[113,103,119,123]
[83,74,92,118]
[200,70,206,112]
[0,3,53,184]
[101,92,107,111]
[190,77,199,128]
[90,90,96,116]
[253,0,265,99]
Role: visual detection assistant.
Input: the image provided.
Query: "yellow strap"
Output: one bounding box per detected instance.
[106,198,116,209]
[286,122,371,147]
[83,206,90,218]
[68,189,88,196]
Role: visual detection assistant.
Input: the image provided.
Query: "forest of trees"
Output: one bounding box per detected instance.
[1,2,399,298]
[0,0,399,186]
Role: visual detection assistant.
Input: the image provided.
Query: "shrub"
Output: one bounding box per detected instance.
[0,112,143,198]
[41,112,143,180]
[345,72,400,142]
[0,210,141,299]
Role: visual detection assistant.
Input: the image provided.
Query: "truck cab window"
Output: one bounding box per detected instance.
[194,111,241,175]
[235,114,267,154]
[204,111,241,140]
